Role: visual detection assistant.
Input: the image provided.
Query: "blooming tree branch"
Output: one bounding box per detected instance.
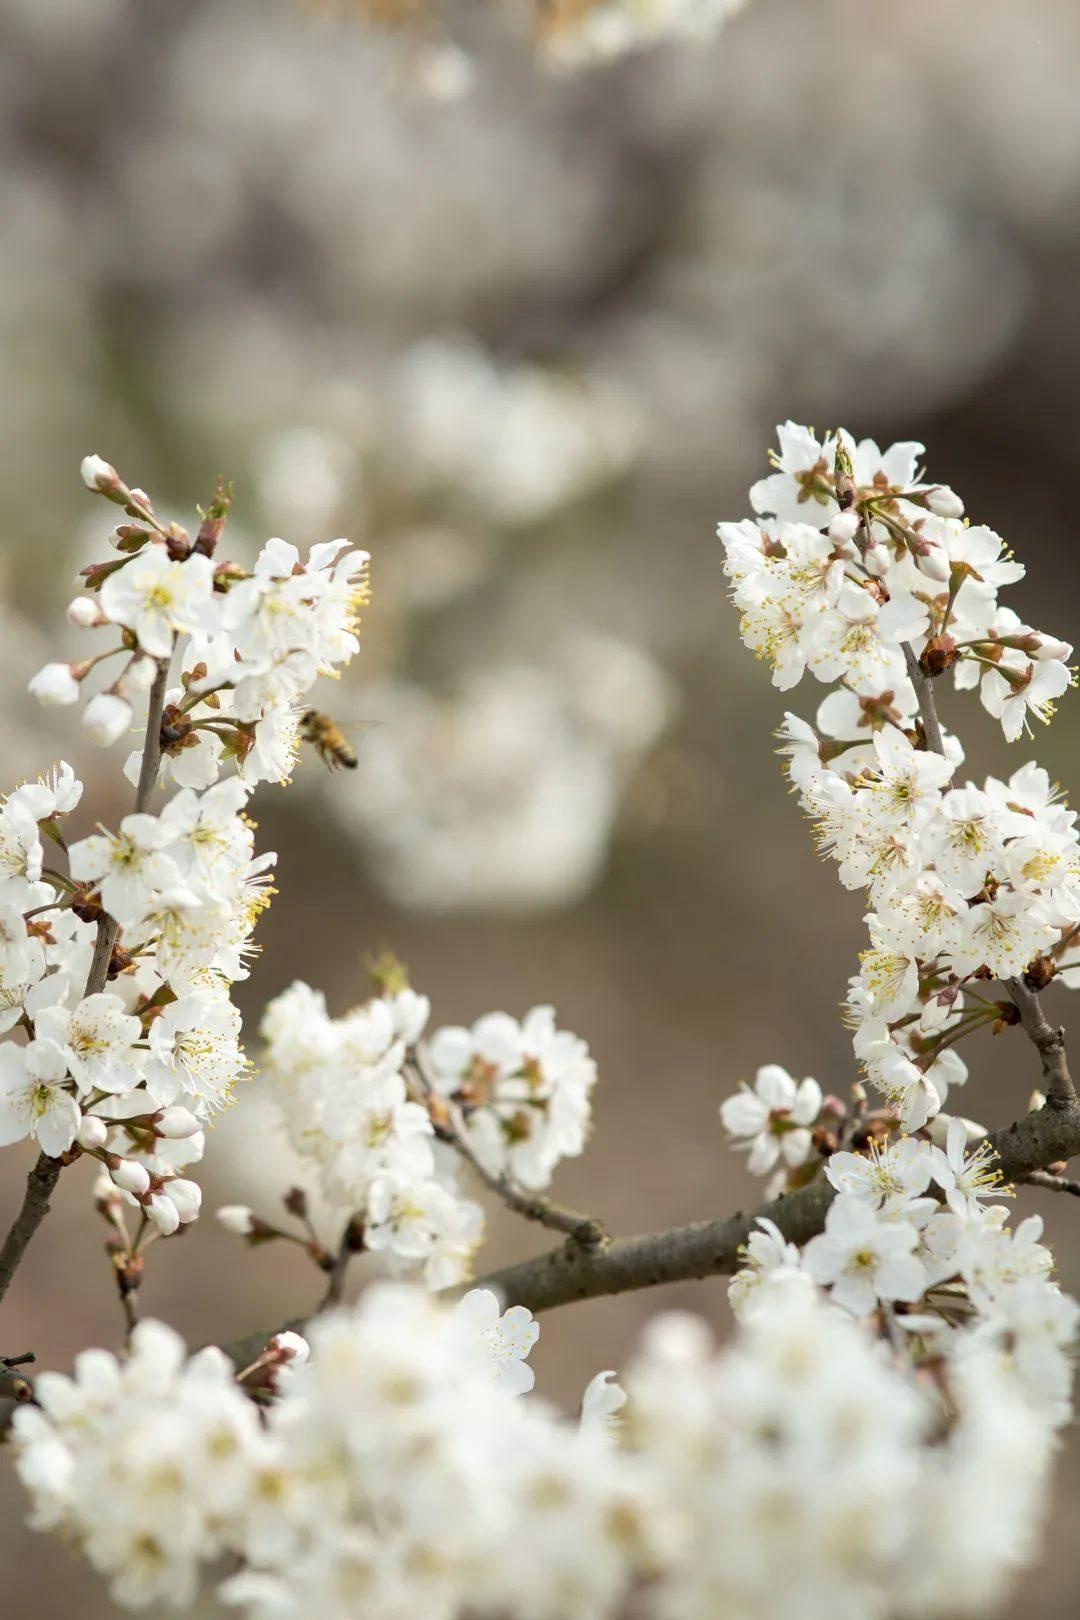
[5,433,1080,1620]
[465,1098,1080,1313]
[406,1058,605,1245]
[0,654,173,1313]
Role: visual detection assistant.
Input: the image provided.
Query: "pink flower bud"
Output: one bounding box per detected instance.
[76,1116,108,1151]
[82,692,132,747]
[28,663,80,707]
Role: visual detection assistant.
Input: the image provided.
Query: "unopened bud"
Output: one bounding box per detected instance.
[76,1115,108,1152]
[217,1204,256,1236]
[81,454,125,496]
[1033,635,1073,662]
[165,1179,202,1224]
[28,662,80,707]
[147,1193,180,1236]
[915,545,951,584]
[110,524,152,554]
[923,485,965,519]
[155,1106,201,1139]
[66,596,101,629]
[82,692,132,747]
[827,510,860,546]
[268,1330,309,1366]
[111,1159,150,1197]
[121,656,158,697]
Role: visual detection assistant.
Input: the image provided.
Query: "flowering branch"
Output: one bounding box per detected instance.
[465,1098,1080,1313]
[407,1060,605,1245]
[904,620,1076,1109]
[0,655,172,1315]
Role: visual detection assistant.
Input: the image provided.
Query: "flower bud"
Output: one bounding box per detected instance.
[28,662,80,707]
[81,454,123,494]
[165,1178,202,1224]
[66,596,101,629]
[268,1330,310,1366]
[76,1115,108,1151]
[120,656,158,696]
[111,1159,150,1197]
[915,545,951,584]
[217,1204,256,1236]
[147,1193,180,1236]
[827,511,860,545]
[155,1106,201,1139]
[82,692,132,747]
[923,484,965,519]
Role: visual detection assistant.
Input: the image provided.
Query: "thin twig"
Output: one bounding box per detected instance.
[406,1062,604,1246]
[1023,1169,1080,1198]
[1004,977,1075,1107]
[903,644,948,759]
[316,1220,361,1313]
[0,655,172,1313]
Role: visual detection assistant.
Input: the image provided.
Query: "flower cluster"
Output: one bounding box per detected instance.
[12,1286,643,1620]
[255,979,484,1288]
[32,454,369,786]
[720,423,1071,739]
[13,1271,1061,1620]
[623,1274,1054,1620]
[251,981,597,1284]
[720,424,1079,1133]
[729,1121,1077,1424]
[425,1004,597,1190]
[7,454,369,1241]
[6,431,1080,1620]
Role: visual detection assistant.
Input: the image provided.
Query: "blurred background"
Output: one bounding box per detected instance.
[2,0,1080,1612]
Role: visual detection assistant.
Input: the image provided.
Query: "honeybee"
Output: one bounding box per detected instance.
[300,709,360,771]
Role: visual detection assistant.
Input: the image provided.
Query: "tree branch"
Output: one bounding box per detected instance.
[464,1101,1080,1313]
[0,1157,64,1312]
[406,1061,605,1245]
[1024,1169,1080,1197]
[212,1099,1080,1344]
[1004,977,1075,1107]
[0,654,171,1314]
[903,644,947,757]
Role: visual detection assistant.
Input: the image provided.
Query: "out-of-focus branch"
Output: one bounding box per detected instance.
[0,655,171,1314]
[1024,1169,1080,1197]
